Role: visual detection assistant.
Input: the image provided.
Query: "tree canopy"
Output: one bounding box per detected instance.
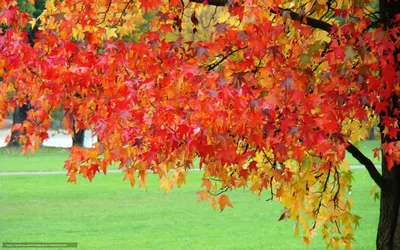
[1,0,399,249]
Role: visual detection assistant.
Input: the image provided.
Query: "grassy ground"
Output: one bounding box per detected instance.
[0,147,71,172]
[0,170,379,250]
[0,142,381,249]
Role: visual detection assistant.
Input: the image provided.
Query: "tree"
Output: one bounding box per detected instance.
[5,0,45,146]
[0,0,399,248]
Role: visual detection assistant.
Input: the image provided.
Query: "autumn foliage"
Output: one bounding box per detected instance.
[1,0,400,248]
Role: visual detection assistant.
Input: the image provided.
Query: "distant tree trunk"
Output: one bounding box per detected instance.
[376,0,400,249]
[368,128,375,140]
[8,103,30,147]
[7,0,46,147]
[73,129,84,147]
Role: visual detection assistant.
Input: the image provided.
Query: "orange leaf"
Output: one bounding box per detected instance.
[209,196,217,210]
[200,178,211,191]
[217,194,233,212]
[196,190,208,202]
[67,172,77,184]
[123,169,135,187]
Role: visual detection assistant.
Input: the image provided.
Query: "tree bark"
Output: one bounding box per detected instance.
[72,129,84,147]
[8,103,30,147]
[376,0,400,248]
[377,156,400,249]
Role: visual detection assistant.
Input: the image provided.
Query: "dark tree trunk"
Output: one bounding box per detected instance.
[8,103,30,147]
[377,157,400,249]
[376,0,400,249]
[72,129,84,147]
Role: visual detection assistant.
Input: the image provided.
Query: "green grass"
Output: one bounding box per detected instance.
[0,141,381,249]
[0,147,71,172]
[0,170,379,250]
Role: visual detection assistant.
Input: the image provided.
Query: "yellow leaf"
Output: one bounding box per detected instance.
[106,28,118,39]
[29,18,37,29]
[45,0,56,12]
[369,185,377,196]
[340,161,350,172]
[72,27,84,41]
[117,25,132,37]
[159,177,173,194]
[176,172,187,187]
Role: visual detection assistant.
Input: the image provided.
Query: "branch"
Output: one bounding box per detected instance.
[189,1,333,32]
[207,46,247,71]
[346,142,385,189]
[189,0,229,6]
[274,8,333,32]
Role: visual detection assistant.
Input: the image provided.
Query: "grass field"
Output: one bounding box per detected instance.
[0,141,381,249]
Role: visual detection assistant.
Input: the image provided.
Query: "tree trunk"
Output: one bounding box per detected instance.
[8,103,30,147]
[72,129,84,147]
[377,158,400,249]
[376,0,400,248]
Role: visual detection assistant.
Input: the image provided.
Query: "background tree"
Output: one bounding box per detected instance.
[5,0,45,146]
[0,0,399,249]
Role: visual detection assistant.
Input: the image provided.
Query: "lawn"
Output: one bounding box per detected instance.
[0,143,381,249]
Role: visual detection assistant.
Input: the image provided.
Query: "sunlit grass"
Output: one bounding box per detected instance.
[0,140,381,249]
[0,169,379,250]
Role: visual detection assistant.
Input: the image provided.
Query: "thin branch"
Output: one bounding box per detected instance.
[346,142,385,189]
[117,0,133,25]
[314,170,330,216]
[207,46,247,71]
[203,6,218,29]
[189,0,333,32]
[271,8,333,32]
[266,176,274,201]
[208,186,229,196]
[333,167,340,209]
[98,0,113,25]
[189,0,229,6]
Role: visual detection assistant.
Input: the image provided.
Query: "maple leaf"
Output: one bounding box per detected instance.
[159,177,173,194]
[139,0,162,11]
[196,190,209,201]
[169,0,181,7]
[344,46,357,61]
[123,169,135,187]
[196,46,209,61]
[201,178,212,191]
[215,22,229,34]
[0,7,16,25]
[217,194,233,212]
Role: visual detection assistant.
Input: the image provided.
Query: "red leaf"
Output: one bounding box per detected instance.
[278,210,287,221]
[139,0,162,11]
[373,148,380,161]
